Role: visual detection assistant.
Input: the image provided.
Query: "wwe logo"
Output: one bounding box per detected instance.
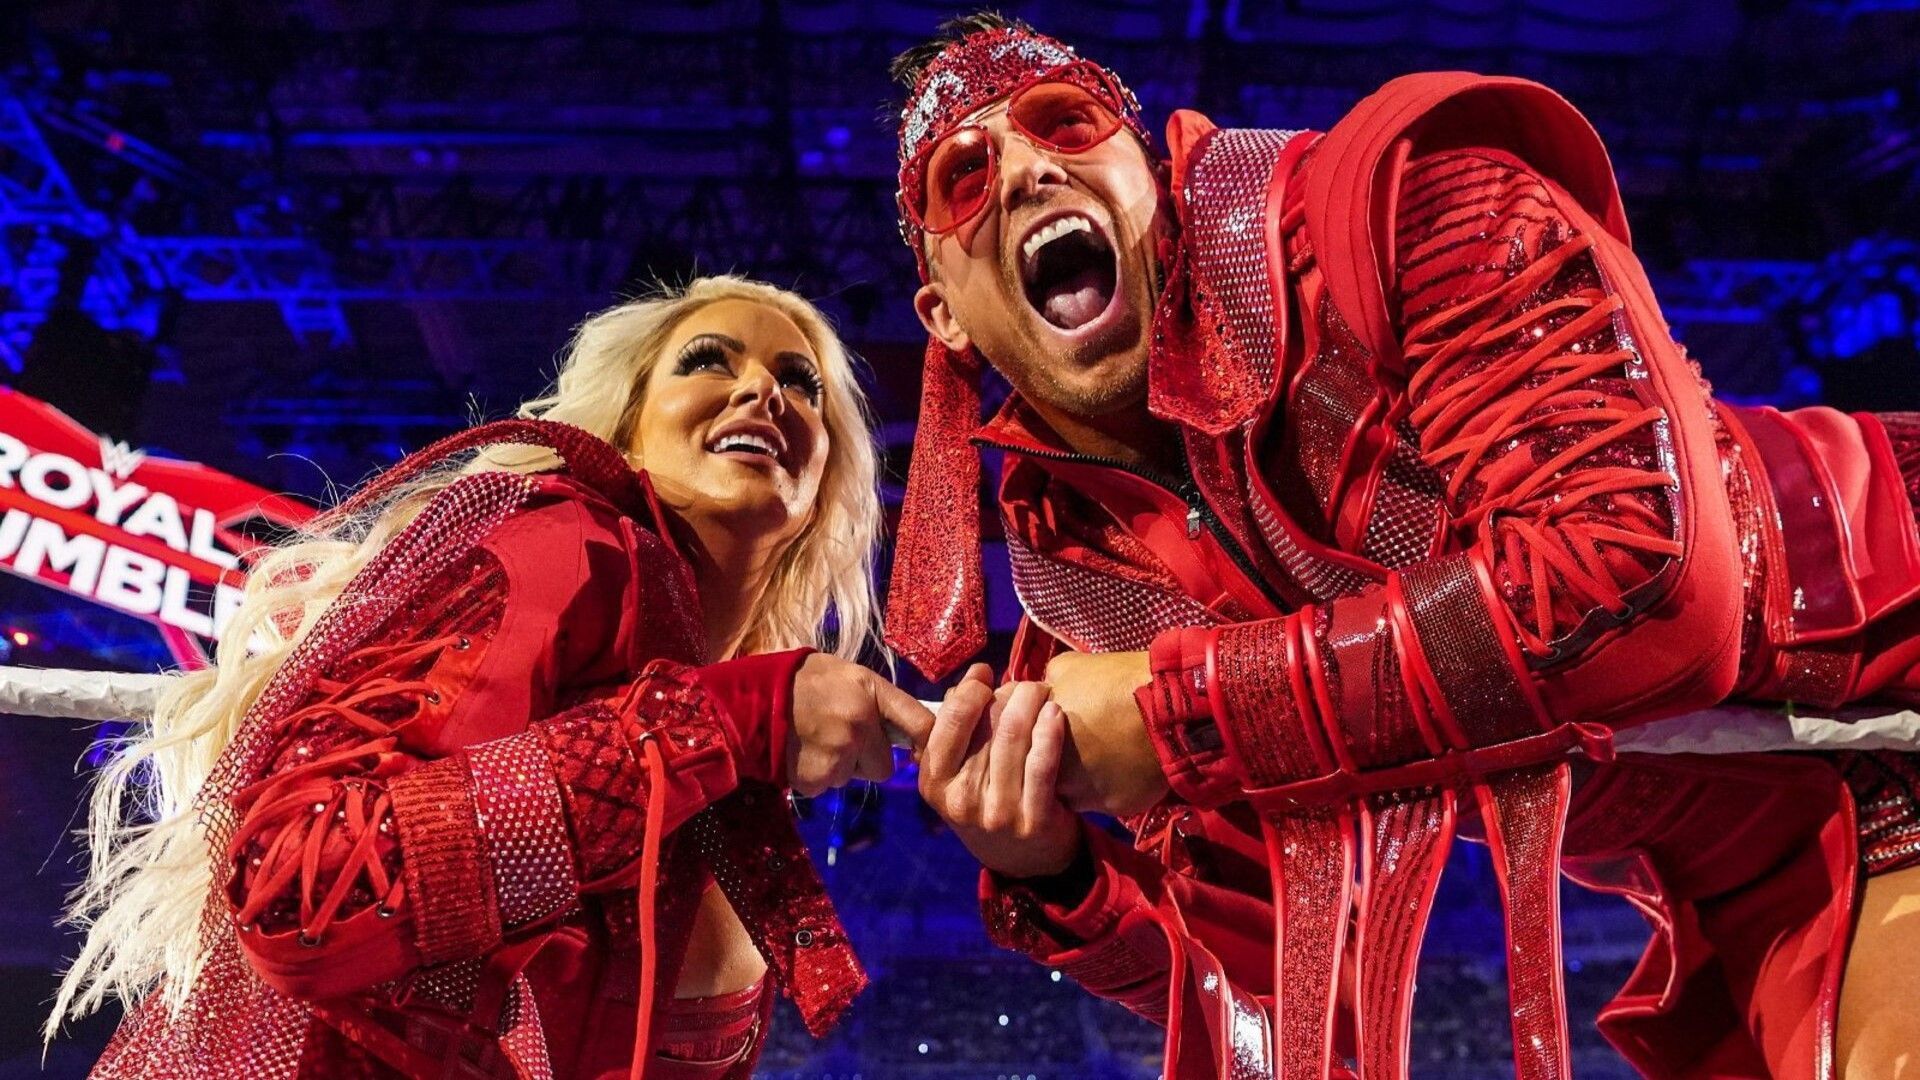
[98,437,146,481]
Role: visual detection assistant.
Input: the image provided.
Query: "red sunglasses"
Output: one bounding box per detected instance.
[900,73,1126,237]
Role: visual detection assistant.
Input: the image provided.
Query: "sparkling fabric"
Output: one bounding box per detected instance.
[1287,303,1378,515]
[1005,528,1226,653]
[496,974,555,1080]
[1184,429,1316,612]
[536,695,720,884]
[1396,154,1679,660]
[391,756,503,965]
[407,957,485,1017]
[979,894,1170,1021]
[1148,127,1307,435]
[1881,411,1920,532]
[885,342,987,679]
[1359,420,1448,570]
[95,463,541,1080]
[1399,555,1541,744]
[1243,474,1377,604]
[1356,792,1455,1080]
[468,731,581,929]
[1773,640,1858,711]
[1714,412,1781,692]
[653,979,771,1076]
[1483,764,1574,1080]
[1837,751,1920,874]
[689,785,867,1038]
[88,419,862,1078]
[1226,983,1272,1080]
[1270,810,1351,1080]
[1214,619,1322,785]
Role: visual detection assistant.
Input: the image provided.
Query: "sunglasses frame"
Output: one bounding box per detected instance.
[897,63,1132,239]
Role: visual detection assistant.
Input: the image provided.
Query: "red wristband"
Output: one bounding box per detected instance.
[690,648,815,784]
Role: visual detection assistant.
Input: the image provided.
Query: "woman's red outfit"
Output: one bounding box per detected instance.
[887,58,1920,1080]
[91,421,863,1079]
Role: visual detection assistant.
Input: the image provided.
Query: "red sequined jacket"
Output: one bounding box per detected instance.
[970,76,1920,1080]
[89,422,864,1080]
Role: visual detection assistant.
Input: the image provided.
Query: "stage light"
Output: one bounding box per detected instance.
[10,630,32,647]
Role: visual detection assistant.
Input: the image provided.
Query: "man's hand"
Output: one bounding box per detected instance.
[918,664,1083,879]
[1043,650,1168,818]
[788,653,934,796]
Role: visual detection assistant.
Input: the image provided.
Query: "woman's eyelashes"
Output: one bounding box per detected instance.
[673,339,731,376]
[673,339,822,407]
[779,363,824,406]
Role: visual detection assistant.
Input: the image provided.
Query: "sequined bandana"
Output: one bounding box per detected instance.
[894,25,1147,267]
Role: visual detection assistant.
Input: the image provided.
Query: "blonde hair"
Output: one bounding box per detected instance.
[47,275,885,1038]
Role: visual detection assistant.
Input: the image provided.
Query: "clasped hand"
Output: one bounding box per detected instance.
[915,652,1168,879]
[785,650,1166,879]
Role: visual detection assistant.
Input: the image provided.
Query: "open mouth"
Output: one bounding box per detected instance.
[705,428,784,468]
[1019,213,1118,333]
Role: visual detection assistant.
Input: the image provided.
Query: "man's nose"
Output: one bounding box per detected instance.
[997,133,1069,213]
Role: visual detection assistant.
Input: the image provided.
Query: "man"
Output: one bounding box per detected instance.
[888,14,1920,1080]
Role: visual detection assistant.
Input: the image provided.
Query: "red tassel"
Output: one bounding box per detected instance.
[885,341,988,679]
[627,733,669,1079]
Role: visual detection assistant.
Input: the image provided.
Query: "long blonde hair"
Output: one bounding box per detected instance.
[47,275,885,1038]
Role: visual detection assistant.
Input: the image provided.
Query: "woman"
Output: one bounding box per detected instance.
[48,276,929,1079]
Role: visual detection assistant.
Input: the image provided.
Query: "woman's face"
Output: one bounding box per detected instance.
[631,298,831,547]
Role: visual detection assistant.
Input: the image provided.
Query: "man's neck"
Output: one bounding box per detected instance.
[1030,397,1184,477]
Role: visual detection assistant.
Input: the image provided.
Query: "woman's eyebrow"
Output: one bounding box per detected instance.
[682,332,744,353]
[775,350,818,369]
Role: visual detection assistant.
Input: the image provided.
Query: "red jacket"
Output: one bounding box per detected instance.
[90,421,863,1080]
[963,76,1920,1080]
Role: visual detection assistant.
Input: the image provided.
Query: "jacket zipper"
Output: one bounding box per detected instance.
[975,439,1288,612]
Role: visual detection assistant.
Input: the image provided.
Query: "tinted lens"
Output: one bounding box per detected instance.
[1010,81,1121,152]
[920,127,994,233]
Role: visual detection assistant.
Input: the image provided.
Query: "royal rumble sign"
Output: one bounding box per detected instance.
[0,388,313,665]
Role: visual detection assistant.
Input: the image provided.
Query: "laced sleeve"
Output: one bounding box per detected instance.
[1146,149,1741,810]
[225,491,807,1000]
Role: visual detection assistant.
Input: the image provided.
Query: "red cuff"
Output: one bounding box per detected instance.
[1139,626,1244,807]
[981,822,1162,953]
[691,648,814,785]
[979,825,1178,1016]
[387,756,504,965]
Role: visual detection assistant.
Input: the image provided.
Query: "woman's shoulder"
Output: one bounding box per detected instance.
[476,470,674,576]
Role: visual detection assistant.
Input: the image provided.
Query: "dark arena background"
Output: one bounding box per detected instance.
[3,2,1919,1077]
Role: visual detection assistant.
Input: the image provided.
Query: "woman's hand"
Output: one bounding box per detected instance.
[788,653,932,796]
[917,664,1082,879]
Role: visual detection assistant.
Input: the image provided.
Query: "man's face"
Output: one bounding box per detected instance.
[913,93,1165,424]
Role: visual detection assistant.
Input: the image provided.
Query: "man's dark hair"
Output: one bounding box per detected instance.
[889,10,1035,90]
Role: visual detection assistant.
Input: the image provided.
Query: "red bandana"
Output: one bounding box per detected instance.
[894,26,1147,265]
[886,26,1145,679]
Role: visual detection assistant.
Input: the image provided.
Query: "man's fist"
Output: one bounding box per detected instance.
[1043,650,1168,818]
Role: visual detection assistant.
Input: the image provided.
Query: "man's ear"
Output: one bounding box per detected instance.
[914,283,971,354]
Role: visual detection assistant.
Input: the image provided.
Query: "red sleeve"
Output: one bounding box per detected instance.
[979,822,1281,1077]
[225,487,805,1000]
[1147,149,1741,809]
